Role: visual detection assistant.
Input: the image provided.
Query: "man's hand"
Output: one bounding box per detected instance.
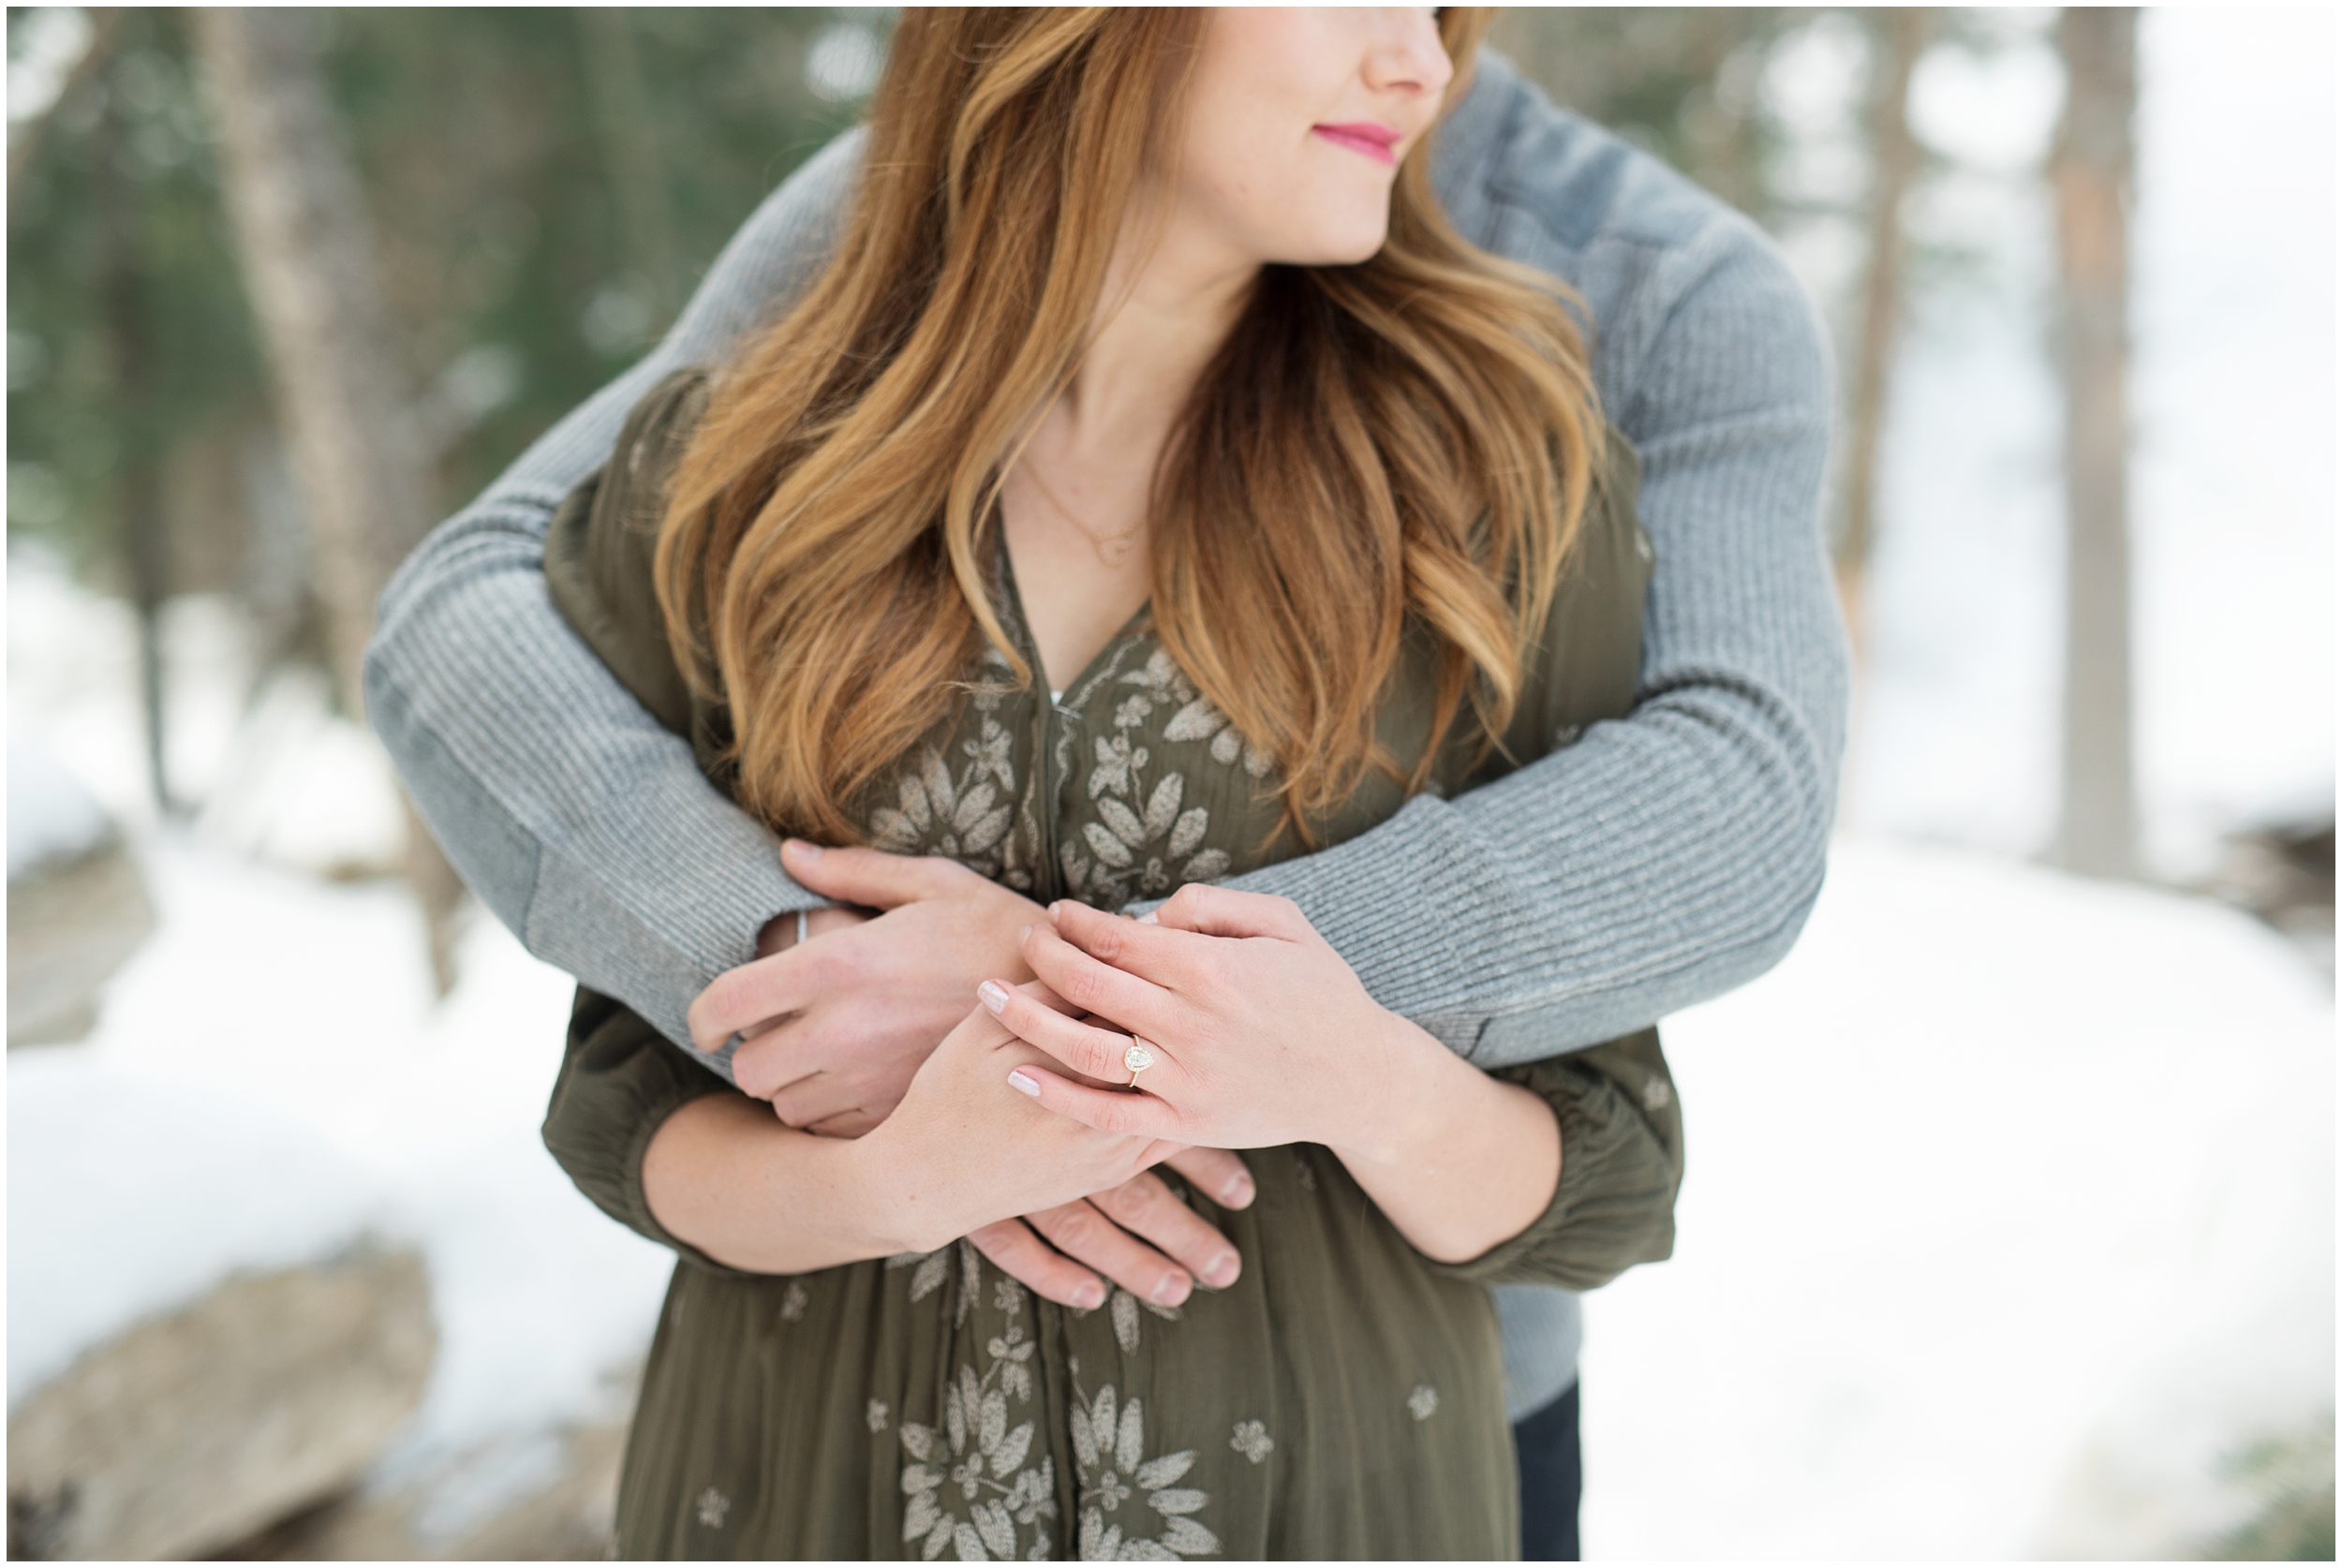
[690,840,1045,1132]
[967,1147,1253,1309]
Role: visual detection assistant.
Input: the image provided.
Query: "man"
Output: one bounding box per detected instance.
[365,50,1842,1560]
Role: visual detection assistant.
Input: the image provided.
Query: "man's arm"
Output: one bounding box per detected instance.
[1220,210,1845,1066]
[364,131,867,1065]
[372,76,1841,1071]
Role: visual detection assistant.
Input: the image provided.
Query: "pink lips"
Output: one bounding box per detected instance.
[1311,122,1401,166]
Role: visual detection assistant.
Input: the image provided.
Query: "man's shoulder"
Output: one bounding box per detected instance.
[1437,53,1827,421]
[1437,54,1787,317]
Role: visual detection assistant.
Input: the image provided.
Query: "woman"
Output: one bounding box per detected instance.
[542,9,1680,1558]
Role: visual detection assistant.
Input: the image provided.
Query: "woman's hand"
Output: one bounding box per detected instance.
[852,988,1198,1257]
[983,885,1431,1154]
[986,886,1564,1264]
[690,840,1045,1133]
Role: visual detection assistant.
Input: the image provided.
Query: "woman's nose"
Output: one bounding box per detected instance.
[1361,8,1456,98]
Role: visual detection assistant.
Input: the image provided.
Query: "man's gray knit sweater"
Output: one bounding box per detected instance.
[363,54,1845,1420]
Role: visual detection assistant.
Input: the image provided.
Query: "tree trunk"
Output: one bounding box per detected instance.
[92,83,172,815]
[193,7,466,989]
[577,7,680,318]
[1834,7,1933,653]
[2050,7,2140,880]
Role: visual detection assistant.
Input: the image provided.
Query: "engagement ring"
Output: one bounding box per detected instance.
[1123,1037,1156,1088]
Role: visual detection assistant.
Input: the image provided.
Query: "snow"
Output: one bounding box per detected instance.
[1581,840,2334,1560]
[6,1049,393,1405]
[5,839,680,1472]
[7,726,112,879]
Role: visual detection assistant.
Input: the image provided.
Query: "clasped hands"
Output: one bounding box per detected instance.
[689,837,1418,1309]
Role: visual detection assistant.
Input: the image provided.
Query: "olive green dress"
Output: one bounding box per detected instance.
[541,371,1684,1561]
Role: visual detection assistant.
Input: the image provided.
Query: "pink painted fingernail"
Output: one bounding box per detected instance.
[783,838,820,860]
[1222,1174,1254,1206]
[1204,1253,1239,1288]
[1007,1070,1040,1098]
[1018,925,1032,944]
[1137,911,1159,925]
[1071,1282,1104,1309]
[978,980,1010,1013]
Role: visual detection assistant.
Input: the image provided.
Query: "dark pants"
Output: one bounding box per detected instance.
[1511,1381,1582,1561]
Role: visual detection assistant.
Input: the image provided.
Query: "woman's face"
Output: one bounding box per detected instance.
[1168,8,1455,270]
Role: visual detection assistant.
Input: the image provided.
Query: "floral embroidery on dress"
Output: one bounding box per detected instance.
[865,649,1039,890]
[1059,648,1263,907]
[1106,1286,1180,1355]
[897,1247,1059,1560]
[1406,1384,1440,1422]
[1229,1422,1274,1464]
[1070,1381,1219,1561]
[696,1487,731,1529]
[778,1280,808,1322]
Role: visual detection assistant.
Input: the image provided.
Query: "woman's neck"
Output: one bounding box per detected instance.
[1000,207,1258,691]
[1057,208,1257,452]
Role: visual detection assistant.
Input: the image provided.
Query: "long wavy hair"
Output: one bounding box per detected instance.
[656,7,1603,845]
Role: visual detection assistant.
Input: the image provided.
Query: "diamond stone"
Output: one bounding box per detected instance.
[1123,1042,1156,1073]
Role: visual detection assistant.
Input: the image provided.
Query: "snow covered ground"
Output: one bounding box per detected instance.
[1579,840,2333,1559]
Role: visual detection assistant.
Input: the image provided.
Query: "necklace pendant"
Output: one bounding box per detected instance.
[1096,533,1136,568]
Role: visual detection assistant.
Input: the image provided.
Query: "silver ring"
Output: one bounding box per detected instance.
[1123,1036,1157,1088]
[794,909,809,947]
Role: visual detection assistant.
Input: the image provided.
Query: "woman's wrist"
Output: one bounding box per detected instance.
[1325,1009,1476,1168]
[645,1096,931,1271]
[1326,1010,1563,1265]
[841,1122,971,1259]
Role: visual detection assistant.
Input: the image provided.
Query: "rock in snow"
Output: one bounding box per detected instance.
[6,1055,432,1559]
[7,730,112,881]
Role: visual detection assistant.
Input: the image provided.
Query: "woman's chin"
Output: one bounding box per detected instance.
[1268,220,1395,270]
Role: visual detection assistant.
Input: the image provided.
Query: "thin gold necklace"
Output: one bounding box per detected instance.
[1015,457,1146,569]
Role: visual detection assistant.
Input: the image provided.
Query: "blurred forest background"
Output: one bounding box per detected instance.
[8,7,2333,1562]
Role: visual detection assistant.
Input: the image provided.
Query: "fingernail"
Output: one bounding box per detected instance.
[1137,911,1159,925]
[1221,1174,1254,1206]
[1071,1282,1104,1309]
[978,980,1010,1013]
[783,838,820,860]
[1203,1252,1239,1288]
[1151,1273,1191,1306]
[1018,924,1032,944]
[1006,1070,1040,1098]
